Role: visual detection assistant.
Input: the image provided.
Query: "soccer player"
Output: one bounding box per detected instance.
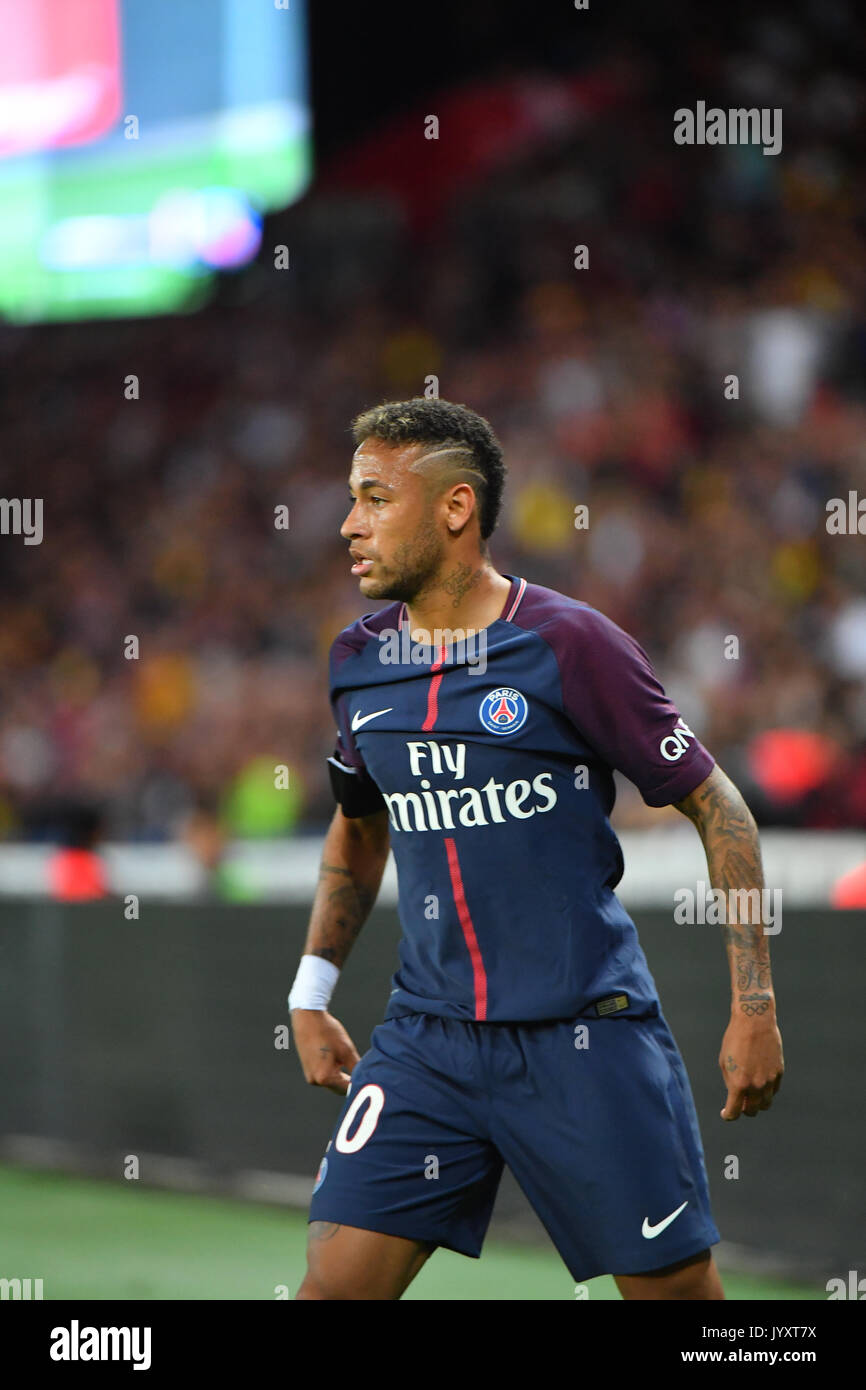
[290,399,784,1301]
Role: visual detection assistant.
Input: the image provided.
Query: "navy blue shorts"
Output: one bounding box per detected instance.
[307,1008,720,1282]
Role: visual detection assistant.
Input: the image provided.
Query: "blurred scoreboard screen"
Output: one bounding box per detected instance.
[0,0,310,322]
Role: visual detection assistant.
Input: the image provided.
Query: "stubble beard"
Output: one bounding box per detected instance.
[359,516,446,604]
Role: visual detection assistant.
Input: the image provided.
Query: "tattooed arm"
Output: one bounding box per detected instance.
[291,805,391,1095]
[304,805,390,968]
[674,764,784,1121]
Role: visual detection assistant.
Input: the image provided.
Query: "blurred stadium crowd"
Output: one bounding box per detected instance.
[2,17,866,845]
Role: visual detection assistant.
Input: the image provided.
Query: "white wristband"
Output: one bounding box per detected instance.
[288,954,340,1011]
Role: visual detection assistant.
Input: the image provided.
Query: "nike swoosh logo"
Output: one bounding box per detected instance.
[641,1200,689,1239]
[351,707,393,732]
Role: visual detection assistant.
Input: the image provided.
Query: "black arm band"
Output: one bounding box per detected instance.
[327,756,387,818]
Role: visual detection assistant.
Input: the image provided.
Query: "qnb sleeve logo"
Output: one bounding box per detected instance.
[479,687,528,736]
[659,717,695,762]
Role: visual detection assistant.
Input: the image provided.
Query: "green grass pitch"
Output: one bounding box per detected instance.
[0,1165,820,1300]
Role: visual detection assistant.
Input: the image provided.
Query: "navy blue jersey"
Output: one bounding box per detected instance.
[328,575,714,1024]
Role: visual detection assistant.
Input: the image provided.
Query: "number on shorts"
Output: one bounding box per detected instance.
[334,1083,385,1153]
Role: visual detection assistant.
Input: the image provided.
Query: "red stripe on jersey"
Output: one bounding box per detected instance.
[444,836,487,1020]
[421,643,448,731]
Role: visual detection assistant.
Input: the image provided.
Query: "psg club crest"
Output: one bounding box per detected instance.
[479,686,528,736]
[312,1155,328,1193]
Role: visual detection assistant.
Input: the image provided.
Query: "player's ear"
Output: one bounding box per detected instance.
[442,480,477,534]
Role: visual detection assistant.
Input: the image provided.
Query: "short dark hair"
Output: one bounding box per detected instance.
[351,398,506,541]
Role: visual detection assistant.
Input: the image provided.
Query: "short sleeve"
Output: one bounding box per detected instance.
[327,648,387,817]
[548,606,715,807]
[331,691,366,774]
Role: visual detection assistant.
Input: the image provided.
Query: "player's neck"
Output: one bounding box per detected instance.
[403,563,512,641]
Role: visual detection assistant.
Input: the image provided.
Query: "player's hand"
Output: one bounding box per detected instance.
[291,1009,361,1095]
[718,1013,784,1121]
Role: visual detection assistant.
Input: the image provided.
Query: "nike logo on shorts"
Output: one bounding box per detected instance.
[641,1199,689,1238]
